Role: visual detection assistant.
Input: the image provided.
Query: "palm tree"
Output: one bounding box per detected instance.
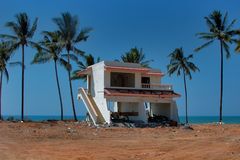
[0,42,11,120]
[0,12,38,121]
[71,54,100,81]
[167,48,199,125]
[53,12,91,121]
[32,31,68,121]
[0,41,21,120]
[195,11,237,123]
[120,47,152,67]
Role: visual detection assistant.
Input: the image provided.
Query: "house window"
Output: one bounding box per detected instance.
[110,72,135,87]
[141,77,150,88]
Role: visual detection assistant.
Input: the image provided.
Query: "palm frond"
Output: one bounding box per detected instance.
[222,12,228,30]
[204,17,216,30]
[194,40,214,52]
[8,41,21,54]
[187,62,200,72]
[9,61,23,67]
[71,70,86,80]
[0,34,18,40]
[3,68,9,82]
[235,40,240,52]
[5,22,20,36]
[16,13,30,37]
[27,18,38,38]
[184,68,192,80]
[59,58,71,71]
[0,41,19,59]
[28,41,40,49]
[61,53,79,63]
[198,34,217,40]
[222,41,230,59]
[76,61,87,70]
[141,60,153,68]
[167,64,180,76]
[72,47,85,56]
[186,54,193,60]
[32,52,52,64]
[210,10,222,30]
[226,19,237,32]
[75,27,92,43]
[53,12,78,41]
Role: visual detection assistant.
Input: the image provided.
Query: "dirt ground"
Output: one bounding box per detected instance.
[0,121,240,160]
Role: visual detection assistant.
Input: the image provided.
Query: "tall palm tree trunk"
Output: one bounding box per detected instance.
[54,60,64,121]
[67,50,77,121]
[21,44,25,121]
[183,71,188,124]
[0,71,3,120]
[219,40,223,123]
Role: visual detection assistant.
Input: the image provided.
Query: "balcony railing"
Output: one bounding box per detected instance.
[141,83,173,90]
[108,83,173,91]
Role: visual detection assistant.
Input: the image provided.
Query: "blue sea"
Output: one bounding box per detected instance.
[1,115,86,122]
[179,116,240,124]
[1,115,240,124]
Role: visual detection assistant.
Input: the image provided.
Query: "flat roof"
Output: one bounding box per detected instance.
[104,61,144,68]
[77,61,164,76]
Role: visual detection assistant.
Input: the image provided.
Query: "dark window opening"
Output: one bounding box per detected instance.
[141,77,150,88]
[110,72,135,87]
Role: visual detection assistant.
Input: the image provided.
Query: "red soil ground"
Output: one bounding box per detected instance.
[0,121,239,160]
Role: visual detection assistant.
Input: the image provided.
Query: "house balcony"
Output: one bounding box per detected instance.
[107,83,173,91]
[141,83,173,91]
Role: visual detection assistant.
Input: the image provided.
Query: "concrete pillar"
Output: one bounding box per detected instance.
[170,101,179,122]
[138,102,148,123]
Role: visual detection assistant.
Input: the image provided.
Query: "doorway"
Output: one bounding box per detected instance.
[141,77,150,88]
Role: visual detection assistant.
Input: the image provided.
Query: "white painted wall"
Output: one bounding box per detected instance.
[135,73,141,88]
[138,103,148,123]
[150,75,161,84]
[170,101,179,122]
[104,70,111,88]
[91,62,111,123]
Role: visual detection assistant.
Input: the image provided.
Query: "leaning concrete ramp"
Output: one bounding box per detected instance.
[78,88,106,125]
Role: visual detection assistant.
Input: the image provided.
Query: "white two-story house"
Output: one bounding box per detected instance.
[77,61,180,125]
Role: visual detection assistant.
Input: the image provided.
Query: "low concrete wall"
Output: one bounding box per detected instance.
[151,103,171,118]
[118,102,147,123]
[150,102,179,122]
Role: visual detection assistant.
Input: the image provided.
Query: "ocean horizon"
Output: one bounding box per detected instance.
[1,115,240,124]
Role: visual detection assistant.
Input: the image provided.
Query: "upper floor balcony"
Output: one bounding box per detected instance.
[141,83,173,90]
[109,72,172,91]
[108,83,173,91]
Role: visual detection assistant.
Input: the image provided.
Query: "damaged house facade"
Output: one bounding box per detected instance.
[77,61,180,125]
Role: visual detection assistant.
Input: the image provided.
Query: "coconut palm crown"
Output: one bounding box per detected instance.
[120,47,152,68]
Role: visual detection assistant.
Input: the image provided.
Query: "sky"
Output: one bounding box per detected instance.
[0,0,240,117]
